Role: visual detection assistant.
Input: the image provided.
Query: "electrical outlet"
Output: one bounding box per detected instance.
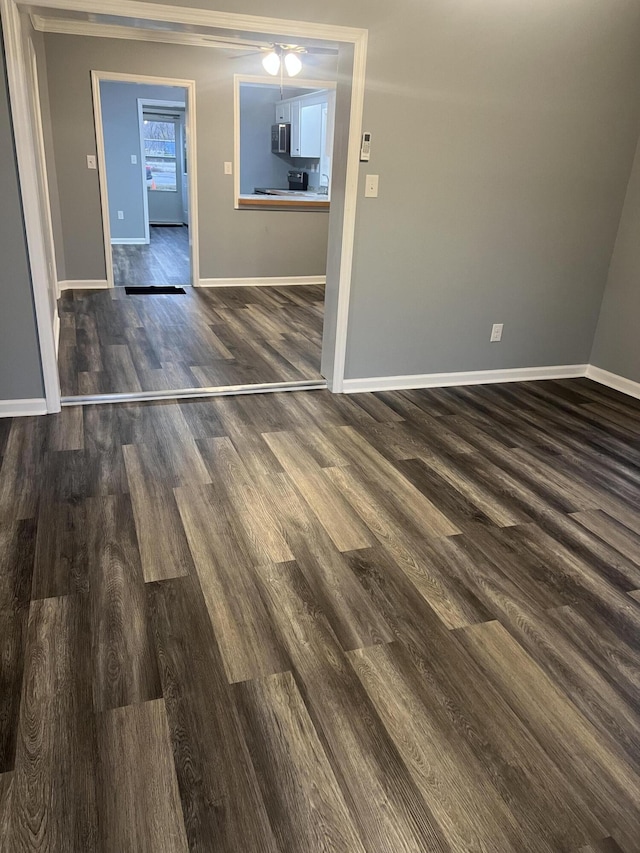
[86,155,97,170]
[131,154,138,165]
[117,210,124,220]
[224,161,233,175]
[490,323,504,342]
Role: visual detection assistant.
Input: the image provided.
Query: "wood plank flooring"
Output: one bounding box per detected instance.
[57,284,324,396]
[1,378,640,851]
[112,225,190,287]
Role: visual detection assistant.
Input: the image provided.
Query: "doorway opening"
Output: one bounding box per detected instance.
[110,95,191,288]
[92,73,198,291]
[3,1,367,411]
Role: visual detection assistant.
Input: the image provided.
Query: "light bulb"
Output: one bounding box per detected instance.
[284,52,302,77]
[262,51,280,76]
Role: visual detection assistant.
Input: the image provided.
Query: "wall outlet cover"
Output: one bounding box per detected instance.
[490,323,504,342]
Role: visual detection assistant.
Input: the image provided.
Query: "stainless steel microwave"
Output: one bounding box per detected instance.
[271,123,291,154]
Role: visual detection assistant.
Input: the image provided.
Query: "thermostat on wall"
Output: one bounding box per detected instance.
[360,132,371,162]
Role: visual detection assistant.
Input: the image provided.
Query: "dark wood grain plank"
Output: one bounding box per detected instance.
[123,444,194,582]
[234,670,366,853]
[253,559,452,853]
[174,483,290,683]
[348,641,527,851]
[262,430,376,551]
[96,700,189,852]
[458,620,640,851]
[2,596,98,850]
[147,573,278,853]
[86,494,162,710]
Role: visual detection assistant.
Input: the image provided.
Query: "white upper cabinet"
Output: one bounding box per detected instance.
[276,91,329,158]
[298,102,322,158]
[275,101,291,123]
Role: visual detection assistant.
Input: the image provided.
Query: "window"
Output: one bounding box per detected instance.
[143,116,177,192]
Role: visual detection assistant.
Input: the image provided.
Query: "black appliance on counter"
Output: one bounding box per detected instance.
[288,170,309,191]
[271,123,291,154]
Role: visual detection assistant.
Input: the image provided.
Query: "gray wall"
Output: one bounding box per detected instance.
[0,30,44,401]
[40,34,333,281]
[100,80,186,241]
[591,135,640,384]
[135,0,640,380]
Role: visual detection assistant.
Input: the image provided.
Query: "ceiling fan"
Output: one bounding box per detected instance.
[230,42,338,77]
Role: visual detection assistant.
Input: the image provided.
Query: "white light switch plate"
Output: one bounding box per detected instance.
[117,210,124,220]
[87,155,97,170]
[364,174,379,197]
[224,161,233,175]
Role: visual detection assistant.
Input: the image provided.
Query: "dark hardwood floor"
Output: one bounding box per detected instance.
[1,378,639,851]
[57,284,324,397]
[112,225,191,287]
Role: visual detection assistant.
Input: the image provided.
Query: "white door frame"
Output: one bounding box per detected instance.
[0,0,368,410]
[91,72,198,287]
[137,98,187,238]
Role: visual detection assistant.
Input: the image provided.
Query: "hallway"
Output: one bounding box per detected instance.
[112,225,190,287]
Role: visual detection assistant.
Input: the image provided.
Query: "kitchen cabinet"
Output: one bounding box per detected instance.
[290,101,323,158]
[274,101,291,123]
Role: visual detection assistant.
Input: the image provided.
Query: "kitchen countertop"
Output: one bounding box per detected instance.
[238,190,330,209]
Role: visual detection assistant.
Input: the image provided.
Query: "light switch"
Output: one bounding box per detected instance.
[117,210,124,220]
[364,174,379,198]
[87,155,97,170]
[224,161,233,175]
[131,154,138,165]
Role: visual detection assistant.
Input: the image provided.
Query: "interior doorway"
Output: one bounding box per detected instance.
[3,0,368,411]
[91,72,199,291]
[108,93,191,287]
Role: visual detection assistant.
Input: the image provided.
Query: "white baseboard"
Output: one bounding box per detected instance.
[110,237,148,245]
[198,275,326,288]
[58,279,110,290]
[586,365,640,401]
[0,398,48,418]
[342,364,589,394]
[53,308,60,357]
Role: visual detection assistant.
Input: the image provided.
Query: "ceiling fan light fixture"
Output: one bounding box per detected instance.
[262,51,280,75]
[284,51,303,77]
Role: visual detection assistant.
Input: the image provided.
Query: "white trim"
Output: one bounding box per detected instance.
[199,275,325,288]
[586,365,640,401]
[110,237,148,245]
[330,35,367,393]
[90,71,115,288]
[0,398,48,417]
[58,279,109,290]
[91,71,199,288]
[53,307,60,356]
[24,1,366,44]
[136,98,151,244]
[342,364,589,394]
[62,379,326,406]
[4,0,367,399]
[0,0,61,412]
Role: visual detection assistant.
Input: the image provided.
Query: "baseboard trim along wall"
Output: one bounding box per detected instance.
[0,398,48,418]
[110,237,149,245]
[58,280,110,290]
[586,365,640,401]
[342,364,589,393]
[198,275,326,288]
